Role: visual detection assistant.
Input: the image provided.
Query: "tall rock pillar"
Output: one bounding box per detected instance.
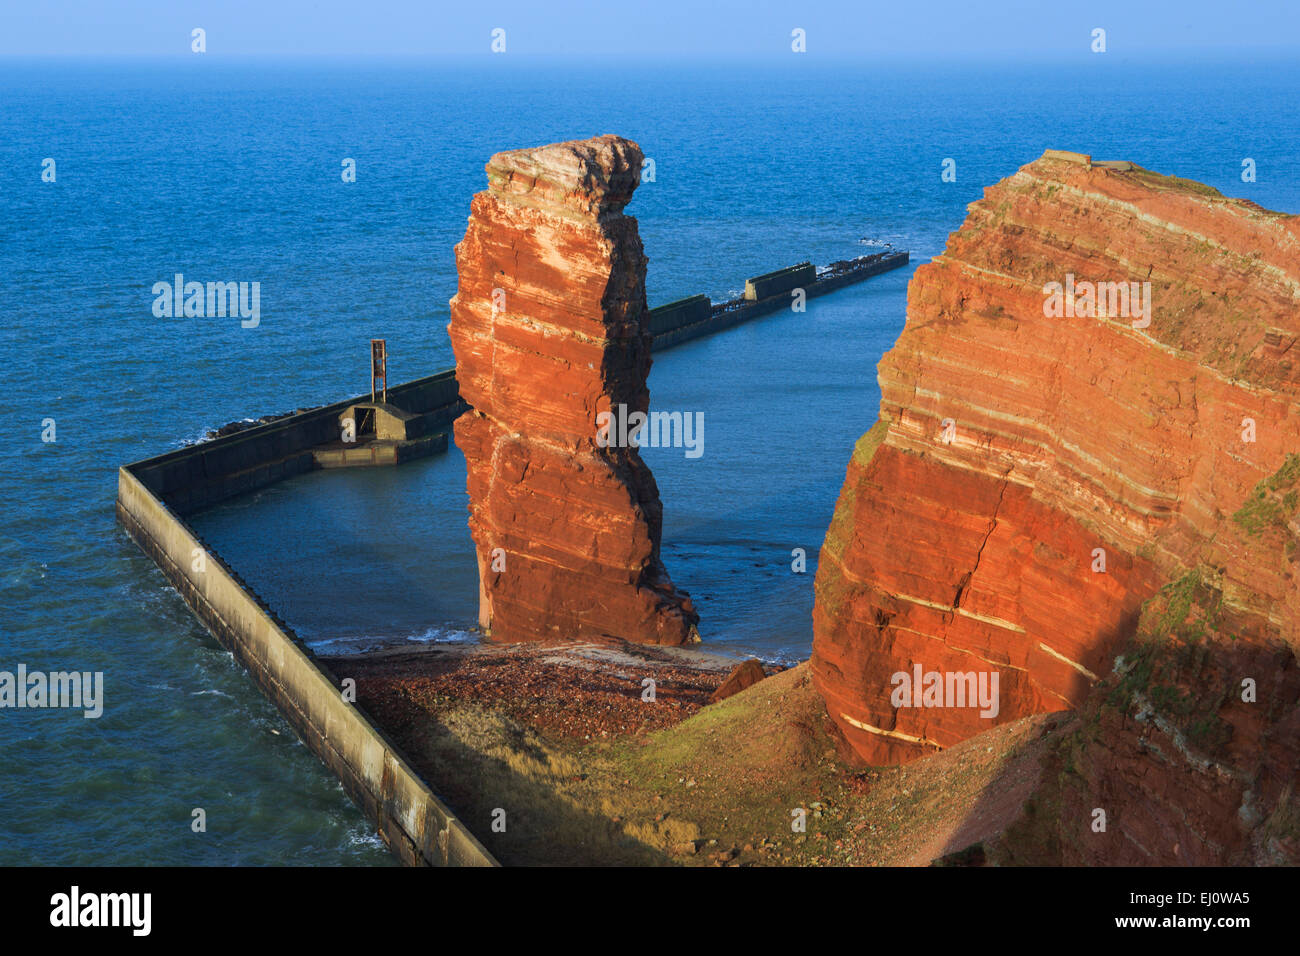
[448,135,699,645]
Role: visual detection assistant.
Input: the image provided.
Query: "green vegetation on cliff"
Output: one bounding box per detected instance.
[1233,453,1300,538]
[851,419,891,467]
[816,421,892,622]
[1105,566,1234,753]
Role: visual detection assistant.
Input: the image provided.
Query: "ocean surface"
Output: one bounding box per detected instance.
[2,55,1297,865]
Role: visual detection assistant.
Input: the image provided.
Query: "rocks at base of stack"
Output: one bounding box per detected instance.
[709,659,767,704]
[448,135,699,646]
[812,150,1300,793]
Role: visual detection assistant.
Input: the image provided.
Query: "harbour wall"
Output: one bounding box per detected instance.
[137,369,465,515]
[115,464,497,866]
[650,251,909,349]
[744,262,816,301]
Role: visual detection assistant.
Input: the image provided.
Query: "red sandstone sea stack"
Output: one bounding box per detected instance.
[447,135,699,646]
[811,151,1300,862]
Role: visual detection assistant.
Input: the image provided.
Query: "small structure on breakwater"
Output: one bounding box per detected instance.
[650,250,909,349]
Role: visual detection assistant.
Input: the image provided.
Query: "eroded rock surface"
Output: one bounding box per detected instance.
[448,135,698,645]
[812,151,1300,862]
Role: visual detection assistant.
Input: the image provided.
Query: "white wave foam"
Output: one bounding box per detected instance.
[307,624,479,656]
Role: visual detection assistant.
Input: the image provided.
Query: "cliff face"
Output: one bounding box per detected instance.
[812,152,1300,860]
[448,135,699,646]
[993,467,1300,865]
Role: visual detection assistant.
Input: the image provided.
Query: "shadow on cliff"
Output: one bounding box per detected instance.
[922,712,1069,866]
[883,604,1159,865]
[940,633,1300,867]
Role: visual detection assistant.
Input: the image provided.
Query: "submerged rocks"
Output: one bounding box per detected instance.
[200,409,317,442]
[448,135,698,645]
[811,151,1300,862]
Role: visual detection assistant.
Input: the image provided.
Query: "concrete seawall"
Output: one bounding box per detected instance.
[115,465,497,866]
[744,262,817,301]
[647,294,710,337]
[649,251,909,349]
[138,369,465,514]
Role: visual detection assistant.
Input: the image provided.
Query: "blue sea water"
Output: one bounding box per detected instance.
[1,54,1297,865]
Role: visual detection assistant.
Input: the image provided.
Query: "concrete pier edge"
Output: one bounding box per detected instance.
[116,465,497,866]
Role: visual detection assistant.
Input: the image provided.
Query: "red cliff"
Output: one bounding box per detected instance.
[448,135,699,646]
[812,151,1300,862]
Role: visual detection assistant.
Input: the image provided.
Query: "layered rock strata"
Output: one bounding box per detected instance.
[812,148,1300,806]
[448,135,698,645]
[992,458,1300,865]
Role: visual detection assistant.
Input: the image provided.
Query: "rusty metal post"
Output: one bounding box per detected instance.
[371,339,387,403]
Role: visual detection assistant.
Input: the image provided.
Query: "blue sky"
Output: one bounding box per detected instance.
[2,0,1297,58]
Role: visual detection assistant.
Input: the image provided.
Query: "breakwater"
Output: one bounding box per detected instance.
[115,463,497,866]
[115,248,909,864]
[137,370,464,515]
[650,251,909,349]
